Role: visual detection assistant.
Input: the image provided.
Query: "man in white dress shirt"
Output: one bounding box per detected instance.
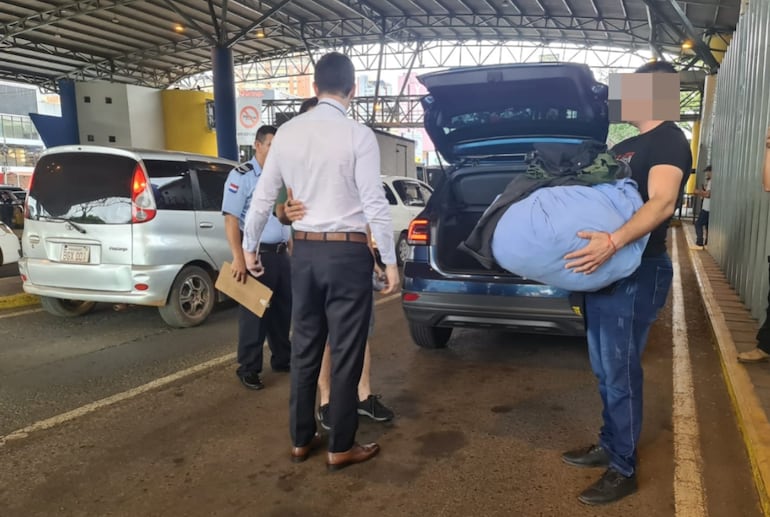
[242,52,399,471]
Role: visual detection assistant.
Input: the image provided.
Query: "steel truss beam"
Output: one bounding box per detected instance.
[174,39,680,90]
[44,9,685,88]
[0,0,142,44]
[259,93,700,130]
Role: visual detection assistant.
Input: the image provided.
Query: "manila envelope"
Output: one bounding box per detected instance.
[215,261,273,317]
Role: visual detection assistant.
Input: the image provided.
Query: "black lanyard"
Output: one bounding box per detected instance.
[318,100,347,116]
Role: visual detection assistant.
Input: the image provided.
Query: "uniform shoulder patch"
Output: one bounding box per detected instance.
[235,162,254,174]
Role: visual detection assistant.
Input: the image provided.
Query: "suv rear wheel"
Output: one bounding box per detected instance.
[408,321,452,349]
[40,296,97,317]
[159,265,215,328]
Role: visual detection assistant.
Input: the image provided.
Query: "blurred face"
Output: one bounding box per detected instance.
[608,72,681,124]
[706,170,713,181]
[254,133,274,167]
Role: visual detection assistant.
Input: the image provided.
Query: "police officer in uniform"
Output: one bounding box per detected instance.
[222,125,292,390]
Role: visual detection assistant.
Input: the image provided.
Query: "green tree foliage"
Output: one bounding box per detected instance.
[607,123,640,147]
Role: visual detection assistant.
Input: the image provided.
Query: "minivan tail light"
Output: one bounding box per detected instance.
[131,164,156,224]
[407,218,430,245]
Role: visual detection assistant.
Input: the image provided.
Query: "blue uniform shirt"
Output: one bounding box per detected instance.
[221,157,290,244]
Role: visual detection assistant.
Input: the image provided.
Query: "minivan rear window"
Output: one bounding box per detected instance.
[29,153,135,224]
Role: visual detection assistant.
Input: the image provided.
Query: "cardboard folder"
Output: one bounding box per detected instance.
[215,261,273,317]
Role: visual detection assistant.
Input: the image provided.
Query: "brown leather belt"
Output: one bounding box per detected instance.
[293,231,368,244]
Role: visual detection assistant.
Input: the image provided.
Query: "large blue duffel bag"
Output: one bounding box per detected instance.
[490,178,649,292]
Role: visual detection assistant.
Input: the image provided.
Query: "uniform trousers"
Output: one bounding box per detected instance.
[289,239,373,452]
[236,247,292,375]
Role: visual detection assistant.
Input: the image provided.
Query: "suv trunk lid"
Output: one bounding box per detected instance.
[419,63,609,163]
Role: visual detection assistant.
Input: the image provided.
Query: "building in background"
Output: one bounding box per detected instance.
[358,74,392,97]
[0,81,57,187]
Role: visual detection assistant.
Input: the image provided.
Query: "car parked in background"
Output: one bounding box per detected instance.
[0,188,24,228]
[0,185,26,202]
[19,146,237,327]
[0,221,20,266]
[401,63,609,348]
[380,175,433,265]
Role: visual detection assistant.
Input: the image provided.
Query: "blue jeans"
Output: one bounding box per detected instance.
[694,210,709,246]
[584,254,673,477]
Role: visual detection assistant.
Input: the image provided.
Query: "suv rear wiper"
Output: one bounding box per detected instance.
[37,216,87,234]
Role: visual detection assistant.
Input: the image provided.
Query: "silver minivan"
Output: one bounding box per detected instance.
[19,146,237,327]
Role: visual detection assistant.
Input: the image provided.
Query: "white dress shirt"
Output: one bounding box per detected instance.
[702,179,711,211]
[242,97,397,265]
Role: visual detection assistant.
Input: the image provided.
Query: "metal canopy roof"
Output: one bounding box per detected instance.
[0,0,741,90]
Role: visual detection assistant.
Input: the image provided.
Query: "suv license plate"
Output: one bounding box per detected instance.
[61,245,90,263]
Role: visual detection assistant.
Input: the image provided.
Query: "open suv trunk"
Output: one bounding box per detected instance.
[401,63,609,348]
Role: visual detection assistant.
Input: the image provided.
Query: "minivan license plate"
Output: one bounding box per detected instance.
[61,245,90,263]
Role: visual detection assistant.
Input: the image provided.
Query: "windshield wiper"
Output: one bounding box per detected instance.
[37,216,87,234]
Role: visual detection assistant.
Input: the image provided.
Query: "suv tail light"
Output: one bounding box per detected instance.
[131,164,157,223]
[407,218,430,245]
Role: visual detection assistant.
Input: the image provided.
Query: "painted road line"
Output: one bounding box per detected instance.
[671,228,708,516]
[684,227,770,516]
[0,307,43,320]
[0,292,402,446]
[0,292,38,310]
[0,353,237,447]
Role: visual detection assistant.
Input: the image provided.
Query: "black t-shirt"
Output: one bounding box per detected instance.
[611,122,692,257]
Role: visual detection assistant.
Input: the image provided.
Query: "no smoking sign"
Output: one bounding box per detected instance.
[240,106,260,129]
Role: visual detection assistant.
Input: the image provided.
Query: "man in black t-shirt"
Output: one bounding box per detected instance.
[562,61,692,505]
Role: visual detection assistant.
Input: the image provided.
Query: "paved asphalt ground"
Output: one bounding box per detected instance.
[0,230,763,516]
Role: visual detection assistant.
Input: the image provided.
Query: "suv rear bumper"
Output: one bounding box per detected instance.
[402,291,585,336]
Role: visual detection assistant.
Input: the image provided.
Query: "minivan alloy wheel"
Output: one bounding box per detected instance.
[158,265,215,328]
[179,274,210,317]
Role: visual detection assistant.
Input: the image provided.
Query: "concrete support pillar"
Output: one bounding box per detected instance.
[212,46,238,161]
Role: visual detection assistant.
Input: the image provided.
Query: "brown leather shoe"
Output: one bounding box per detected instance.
[290,433,324,463]
[326,442,380,471]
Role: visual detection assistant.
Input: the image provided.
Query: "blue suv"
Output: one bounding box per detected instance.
[401,63,609,348]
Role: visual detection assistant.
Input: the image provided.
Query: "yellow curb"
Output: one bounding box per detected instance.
[0,293,39,310]
[684,226,770,517]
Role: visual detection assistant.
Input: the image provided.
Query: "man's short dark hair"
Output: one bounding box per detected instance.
[314,52,355,97]
[634,60,678,74]
[255,125,277,143]
[299,97,318,114]
[704,165,712,172]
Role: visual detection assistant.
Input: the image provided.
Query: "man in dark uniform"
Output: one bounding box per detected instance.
[222,125,291,391]
[562,61,692,505]
[242,53,399,471]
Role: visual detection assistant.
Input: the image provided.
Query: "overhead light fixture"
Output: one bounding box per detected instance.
[174,23,185,33]
[255,28,266,39]
[682,39,694,50]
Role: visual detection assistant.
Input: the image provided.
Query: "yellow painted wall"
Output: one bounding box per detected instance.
[161,90,217,156]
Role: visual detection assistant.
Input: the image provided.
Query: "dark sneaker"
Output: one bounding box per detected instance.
[357,395,394,422]
[238,372,264,391]
[317,404,331,431]
[578,468,638,505]
[562,444,610,468]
